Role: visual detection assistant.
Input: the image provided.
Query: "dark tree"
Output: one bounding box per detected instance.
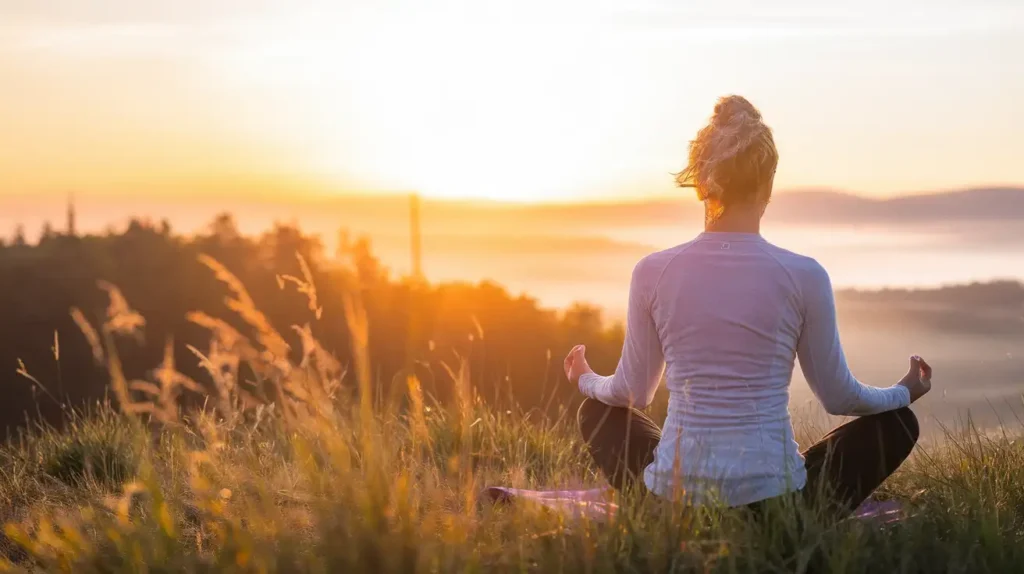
[0,215,626,435]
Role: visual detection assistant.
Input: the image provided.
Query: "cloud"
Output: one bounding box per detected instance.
[1,22,185,56]
[0,0,283,26]
[610,0,1023,39]
[0,1,291,58]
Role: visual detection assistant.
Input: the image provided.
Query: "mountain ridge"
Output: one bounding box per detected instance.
[3,187,1022,241]
[494,186,1024,225]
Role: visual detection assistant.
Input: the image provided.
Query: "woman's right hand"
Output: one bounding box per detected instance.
[564,344,594,387]
[898,355,933,403]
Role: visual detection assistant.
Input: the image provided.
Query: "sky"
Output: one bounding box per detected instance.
[1,0,1022,203]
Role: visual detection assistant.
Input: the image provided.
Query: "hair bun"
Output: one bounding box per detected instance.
[712,95,761,127]
[675,94,778,216]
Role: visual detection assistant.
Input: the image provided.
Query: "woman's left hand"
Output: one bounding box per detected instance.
[564,345,595,386]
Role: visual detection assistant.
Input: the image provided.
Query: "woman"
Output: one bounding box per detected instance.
[564,95,932,518]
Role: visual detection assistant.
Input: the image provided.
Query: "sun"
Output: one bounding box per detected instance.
[387,127,600,203]
[213,6,623,204]
[331,57,608,204]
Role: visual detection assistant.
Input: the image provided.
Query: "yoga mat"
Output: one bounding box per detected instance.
[484,486,904,524]
[484,487,618,521]
[850,499,904,524]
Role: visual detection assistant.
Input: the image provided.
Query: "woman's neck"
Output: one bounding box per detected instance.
[704,203,763,234]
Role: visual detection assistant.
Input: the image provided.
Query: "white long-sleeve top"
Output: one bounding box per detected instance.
[579,232,910,507]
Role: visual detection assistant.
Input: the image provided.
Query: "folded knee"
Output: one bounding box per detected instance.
[886,407,920,445]
[577,398,605,432]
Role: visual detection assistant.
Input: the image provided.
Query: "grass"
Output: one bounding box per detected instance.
[2,258,1024,573]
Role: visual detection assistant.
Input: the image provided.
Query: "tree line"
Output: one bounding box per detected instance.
[0,214,624,435]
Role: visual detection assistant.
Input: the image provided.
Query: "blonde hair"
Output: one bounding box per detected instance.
[676,95,778,221]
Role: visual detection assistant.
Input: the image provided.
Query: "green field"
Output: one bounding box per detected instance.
[2,265,1023,574]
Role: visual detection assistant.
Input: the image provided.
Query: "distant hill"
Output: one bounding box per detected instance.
[837,280,1024,308]
[769,187,1024,224]
[5,187,1022,243]
[499,186,1024,228]
[835,280,1024,337]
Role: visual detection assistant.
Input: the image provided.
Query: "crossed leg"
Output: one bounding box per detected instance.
[799,407,920,516]
[577,398,661,494]
[578,398,920,517]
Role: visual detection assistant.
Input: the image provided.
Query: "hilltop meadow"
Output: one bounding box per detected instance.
[1,217,1023,572]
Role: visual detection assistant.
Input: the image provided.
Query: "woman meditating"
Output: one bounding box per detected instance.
[563,95,932,518]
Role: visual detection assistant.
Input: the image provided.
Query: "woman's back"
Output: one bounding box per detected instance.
[579,231,909,505]
[640,231,820,505]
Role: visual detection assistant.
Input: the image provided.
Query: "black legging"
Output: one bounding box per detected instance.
[577,398,920,517]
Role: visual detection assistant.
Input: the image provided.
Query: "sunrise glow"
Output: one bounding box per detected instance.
[2,1,1020,203]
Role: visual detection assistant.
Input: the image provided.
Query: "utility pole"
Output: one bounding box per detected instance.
[66,193,77,237]
[410,192,423,282]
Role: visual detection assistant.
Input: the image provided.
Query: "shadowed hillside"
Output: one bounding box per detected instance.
[0,215,625,436]
[2,215,1021,439]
